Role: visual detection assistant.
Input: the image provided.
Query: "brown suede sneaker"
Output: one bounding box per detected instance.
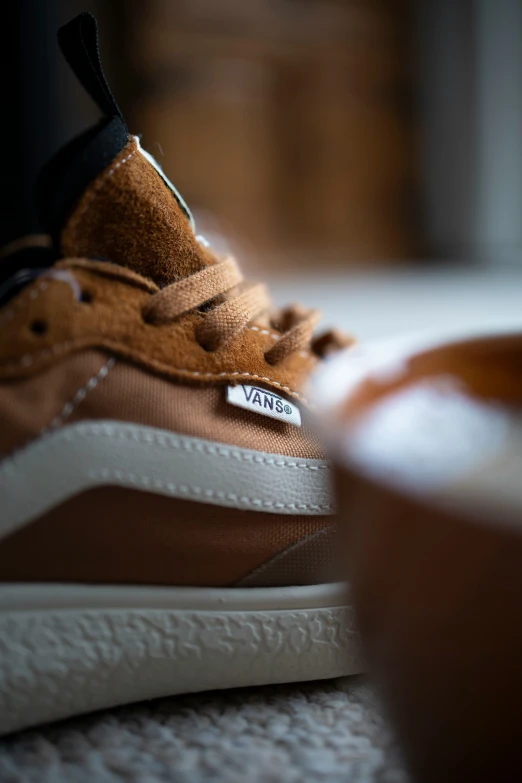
[0,13,361,735]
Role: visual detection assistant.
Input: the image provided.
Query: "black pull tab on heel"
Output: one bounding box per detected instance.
[37,12,130,237]
[57,11,126,125]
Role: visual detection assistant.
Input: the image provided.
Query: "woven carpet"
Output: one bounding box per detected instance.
[0,677,409,783]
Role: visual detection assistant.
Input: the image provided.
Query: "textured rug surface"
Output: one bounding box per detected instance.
[0,677,409,783]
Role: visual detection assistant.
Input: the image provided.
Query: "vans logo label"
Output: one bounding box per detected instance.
[227,385,301,426]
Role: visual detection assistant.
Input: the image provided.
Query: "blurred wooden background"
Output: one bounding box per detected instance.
[120,0,419,268]
[7,1,521,268]
[1,0,419,267]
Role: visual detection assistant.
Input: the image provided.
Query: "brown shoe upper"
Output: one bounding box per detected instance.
[60,137,214,285]
[0,15,348,589]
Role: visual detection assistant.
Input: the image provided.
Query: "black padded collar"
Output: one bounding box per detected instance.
[36,116,128,240]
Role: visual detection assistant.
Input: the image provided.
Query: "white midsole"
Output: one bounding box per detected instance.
[0,581,349,612]
[0,582,362,737]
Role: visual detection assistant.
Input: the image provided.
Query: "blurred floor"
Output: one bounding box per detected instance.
[0,677,409,783]
[270,266,522,341]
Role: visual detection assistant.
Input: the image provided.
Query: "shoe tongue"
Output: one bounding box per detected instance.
[36,12,213,287]
[57,131,212,286]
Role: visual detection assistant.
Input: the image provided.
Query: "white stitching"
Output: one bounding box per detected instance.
[42,358,116,434]
[3,345,308,403]
[88,468,333,512]
[194,371,308,404]
[0,281,48,325]
[78,423,329,469]
[248,327,316,363]
[11,342,76,369]
[248,326,278,340]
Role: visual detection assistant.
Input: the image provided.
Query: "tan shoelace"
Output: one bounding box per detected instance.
[142,256,351,364]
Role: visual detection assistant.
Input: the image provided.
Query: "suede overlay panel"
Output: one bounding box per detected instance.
[0,262,315,402]
[0,487,333,587]
[59,137,214,286]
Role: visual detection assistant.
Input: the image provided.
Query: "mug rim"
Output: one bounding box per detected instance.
[312,328,522,532]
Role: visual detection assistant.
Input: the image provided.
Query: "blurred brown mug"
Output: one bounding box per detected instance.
[313,331,522,783]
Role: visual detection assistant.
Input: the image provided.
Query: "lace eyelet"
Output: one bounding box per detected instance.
[194,326,218,352]
[80,289,93,303]
[30,319,47,336]
[196,335,216,352]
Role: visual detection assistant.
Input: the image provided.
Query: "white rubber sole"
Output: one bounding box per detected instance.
[0,582,362,736]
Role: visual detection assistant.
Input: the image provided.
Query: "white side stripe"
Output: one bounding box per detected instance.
[0,421,334,540]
